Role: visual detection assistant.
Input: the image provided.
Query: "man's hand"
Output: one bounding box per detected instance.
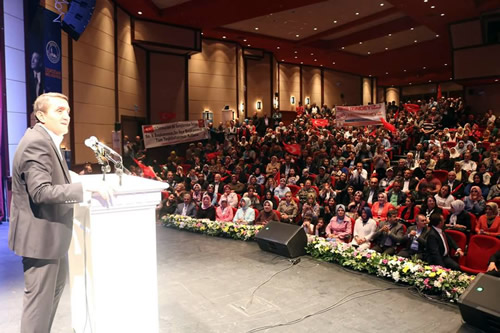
[487,262,498,272]
[456,249,465,257]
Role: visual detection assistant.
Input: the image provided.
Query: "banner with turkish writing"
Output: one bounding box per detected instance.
[336,103,386,127]
[142,120,209,148]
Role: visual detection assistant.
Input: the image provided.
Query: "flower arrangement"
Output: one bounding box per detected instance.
[161,215,474,302]
[161,214,262,241]
[306,237,475,302]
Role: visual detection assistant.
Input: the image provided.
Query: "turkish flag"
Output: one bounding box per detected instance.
[206,151,221,161]
[283,143,301,156]
[404,104,419,114]
[380,117,396,133]
[160,112,176,123]
[437,84,442,99]
[134,158,157,179]
[311,119,328,127]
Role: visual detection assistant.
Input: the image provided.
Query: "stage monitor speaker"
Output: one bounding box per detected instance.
[62,0,96,41]
[255,222,307,258]
[458,273,500,332]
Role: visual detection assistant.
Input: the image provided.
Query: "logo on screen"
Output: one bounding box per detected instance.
[46,41,61,64]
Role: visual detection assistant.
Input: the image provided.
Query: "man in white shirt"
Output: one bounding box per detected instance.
[461,152,477,172]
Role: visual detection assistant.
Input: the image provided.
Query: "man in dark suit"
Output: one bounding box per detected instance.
[397,214,429,260]
[9,93,109,333]
[371,210,405,255]
[487,250,500,277]
[362,177,380,206]
[175,193,197,217]
[443,171,464,199]
[425,213,464,270]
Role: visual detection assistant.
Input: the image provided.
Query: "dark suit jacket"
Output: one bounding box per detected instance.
[362,187,380,204]
[387,190,406,206]
[443,180,464,198]
[425,227,459,267]
[175,202,197,217]
[9,124,83,260]
[401,226,429,253]
[372,221,405,249]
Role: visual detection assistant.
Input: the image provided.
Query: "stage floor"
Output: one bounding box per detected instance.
[0,222,484,333]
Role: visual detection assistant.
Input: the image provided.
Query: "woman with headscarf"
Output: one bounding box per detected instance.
[263,190,279,209]
[233,197,256,224]
[347,190,367,218]
[191,183,203,205]
[255,200,279,226]
[445,199,471,235]
[456,140,466,156]
[464,185,486,216]
[351,207,377,251]
[371,192,396,222]
[196,194,216,221]
[216,198,234,222]
[464,171,490,198]
[475,202,500,237]
[325,204,352,242]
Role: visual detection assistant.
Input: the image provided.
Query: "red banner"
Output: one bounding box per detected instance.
[404,104,420,114]
[380,117,396,133]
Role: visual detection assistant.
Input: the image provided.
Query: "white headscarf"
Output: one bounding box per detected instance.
[449,200,465,226]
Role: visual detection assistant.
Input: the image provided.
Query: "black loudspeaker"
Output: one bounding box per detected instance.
[458,273,500,332]
[255,222,307,258]
[62,0,96,41]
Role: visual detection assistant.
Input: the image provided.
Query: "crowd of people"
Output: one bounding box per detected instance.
[124,97,500,272]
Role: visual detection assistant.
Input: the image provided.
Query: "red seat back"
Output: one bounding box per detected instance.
[432,170,448,183]
[462,235,500,271]
[445,229,467,254]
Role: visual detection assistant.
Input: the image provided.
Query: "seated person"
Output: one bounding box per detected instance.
[158,192,177,217]
[386,181,406,209]
[325,204,352,242]
[351,207,377,251]
[174,193,197,217]
[397,214,429,260]
[263,190,279,209]
[219,185,239,208]
[215,198,234,222]
[233,197,256,224]
[398,196,419,225]
[347,190,367,219]
[475,202,500,237]
[274,177,291,200]
[297,179,317,204]
[302,216,315,235]
[445,200,471,235]
[464,173,490,198]
[434,185,454,210]
[301,194,321,222]
[277,192,298,224]
[255,200,279,226]
[318,182,336,204]
[313,217,327,238]
[196,194,216,221]
[425,213,464,270]
[420,195,443,221]
[243,185,262,210]
[371,210,405,255]
[463,185,486,216]
[371,193,396,222]
[487,177,500,201]
[487,250,500,277]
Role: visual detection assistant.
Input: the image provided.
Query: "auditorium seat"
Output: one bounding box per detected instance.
[445,229,467,257]
[274,210,281,221]
[432,170,448,183]
[459,235,500,274]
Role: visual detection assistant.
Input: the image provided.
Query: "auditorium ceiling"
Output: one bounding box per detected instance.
[115,0,500,86]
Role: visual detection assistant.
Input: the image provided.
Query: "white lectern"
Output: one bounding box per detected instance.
[68,174,166,333]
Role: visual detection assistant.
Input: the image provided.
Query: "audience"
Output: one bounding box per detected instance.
[397,214,429,260]
[139,96,499,272]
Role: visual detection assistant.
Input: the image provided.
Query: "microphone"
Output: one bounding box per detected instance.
[85,136,120,158]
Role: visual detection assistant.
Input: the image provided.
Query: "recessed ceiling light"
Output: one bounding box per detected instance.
[277,46,280,49]
[281,59,284,61]
[424,0,428,2]
[440,13,445,16]
[386,72,389,74]
[320,64,323,67]
[388,33,392,37]
[423,66,426,69]
[138,11,143,15]
[410,27,414,30]
[367,51,371,54]
[359,41,363,44]
[314,59,317,61]
[294,56,298,59]
[369,74,372,77]
[431,5,435,8]
[247,44,251,47]
[333,20,338,24]
[294,51,298,53]
[436,34,440,37]
[341,47,345,49]
[243,39,247,42]
[414,40,418,43]
[380,3,384,6]
[495,79,499,82]
[222,36,226,39]
[313,27,318,31]
[296,34,300,37]
[255,27,259,30]
[355,12,360,15]
[201,32,204,35]
[300,61,304,64]
[403,69,407,72]
[429,80,432,82]
[444,63,448,66]
[385,47,389,50]
[450,78,453,80]
[310,53,314,55]
[409,82,412,85]
[332,61,336,64]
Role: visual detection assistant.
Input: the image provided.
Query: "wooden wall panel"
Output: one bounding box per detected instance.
[279,63,300,111]
[324,70,361,106]
[247,54,271,117]
[302,67,321,107]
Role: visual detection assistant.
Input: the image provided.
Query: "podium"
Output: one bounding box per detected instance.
[68,174,167,333]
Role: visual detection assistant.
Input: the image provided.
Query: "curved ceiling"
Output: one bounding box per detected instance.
[115,0,500,86]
